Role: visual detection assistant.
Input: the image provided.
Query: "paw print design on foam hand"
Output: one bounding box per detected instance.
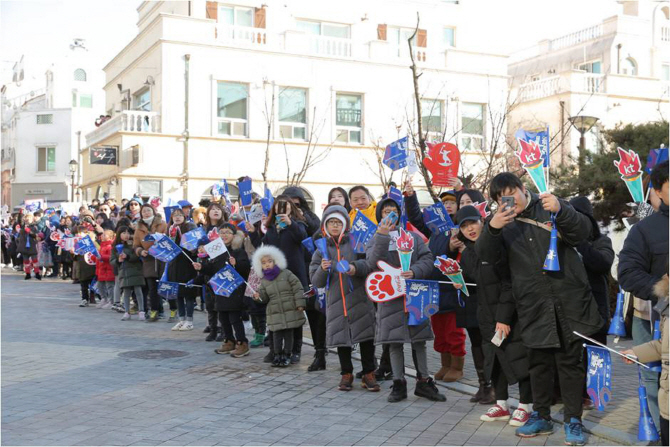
[365,261,406,303]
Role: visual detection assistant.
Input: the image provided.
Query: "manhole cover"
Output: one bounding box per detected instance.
[119,350,188,360]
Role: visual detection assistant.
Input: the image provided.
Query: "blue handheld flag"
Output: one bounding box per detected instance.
[422,202,455,235]
[405,280,440,325]
[350,211,377,254]
[209,264,245,297]
[180,227,207,251]
[147,234,182,262]
[383,137,409,171]
[585,345,612,411]
[238,179,253,207]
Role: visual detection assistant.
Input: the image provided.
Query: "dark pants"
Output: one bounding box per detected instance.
[306,309,326,350]
[467,326,483,349]
[338,340,376,375]
[80,279,92,301]
[146,279,160,312]
[528,333,585,422]
[661,416,668,447]
[176,296,195,318]
[62,261,72,278]
[273,329,294,354]
[251,314,266,335]
[219,311,248,343]
[493,359,533,403]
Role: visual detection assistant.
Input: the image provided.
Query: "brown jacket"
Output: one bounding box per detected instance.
[133,215,168,278]
[633,275,668,420]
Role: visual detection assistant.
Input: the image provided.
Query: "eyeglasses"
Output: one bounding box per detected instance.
[220,231,234,235]
[327,221,343,227]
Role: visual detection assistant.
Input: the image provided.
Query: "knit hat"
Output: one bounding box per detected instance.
[321,205,350,238]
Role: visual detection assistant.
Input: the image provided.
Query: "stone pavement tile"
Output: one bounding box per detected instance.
[491,435,520,446]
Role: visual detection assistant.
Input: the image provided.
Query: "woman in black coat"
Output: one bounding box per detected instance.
[166,208,199,331]
[457,206,532,425]
[17,214,40,280]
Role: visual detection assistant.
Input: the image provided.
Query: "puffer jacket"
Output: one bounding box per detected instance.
[133,215,168,278]
[460,241,528,384]
[258,269,306,331]
[95,240,115,282]
[17,224,38,257]
[366,228,435,344]
[309,206,375,347]
[110,241,145,288]
[632,275,668,420]
[475,191,603,349]
[166,222,198,299]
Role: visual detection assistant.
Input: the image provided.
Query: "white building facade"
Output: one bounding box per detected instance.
[82,0,508,210]
[1,43,105,209]
[508,0,670,166]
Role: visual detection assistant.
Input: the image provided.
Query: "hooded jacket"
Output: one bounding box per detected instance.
[283,186,322,236]
[475,191,603,349]
[133,214,168,278]
[110,240,145,288]
[253,245,306,331]
[309,205,375,347]
[95,240,115,282]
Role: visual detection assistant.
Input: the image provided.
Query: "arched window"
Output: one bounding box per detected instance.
[74,69,87,82]
[622,58,637,76]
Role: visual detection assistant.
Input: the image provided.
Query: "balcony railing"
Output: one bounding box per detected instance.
[582,73,605,94]
[661,26,670,42]
[216,24,267,46]
[549,23,603,51]
[518,76,561,102]
[85,110,161,148]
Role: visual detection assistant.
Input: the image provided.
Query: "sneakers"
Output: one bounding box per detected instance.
[138,311,146,321]
[167,309,178,323]
[388,379,408,403]
[214,340,236,355]
[361,372,380,392]
[271,354,283,367]
[290,352,301,364]
[515,412,553,438]
[480,405,511,422]
[263,350,274,363]
[24,273,31,280]
[509,408,531,427]
[564,418,586,446]
[171,321,184,331]
[146,310,159,322]
[414,377,447,402]
[179,321,194,331]
[249,333,265,348]
[102,301,113,310]
[205,329,218,342]
[215,332,225,342]
[280,353,291,367]
[96,299,107,309]
[79,299,89,307]
[121,312,131,321]
[230,342,250,358]
[34,272,42,280]
[339,373,354,391]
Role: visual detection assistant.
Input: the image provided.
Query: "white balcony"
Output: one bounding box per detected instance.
[549,23,604,51]
[661,26,670,42]
[85,110,161,148]
[216,24,267,47]
[517,76,561,102]
[284,31,353,58]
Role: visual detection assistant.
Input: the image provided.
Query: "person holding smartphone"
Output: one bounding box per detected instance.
[475,173,602,446]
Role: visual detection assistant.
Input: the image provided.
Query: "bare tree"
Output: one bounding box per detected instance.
[260,78,275,183]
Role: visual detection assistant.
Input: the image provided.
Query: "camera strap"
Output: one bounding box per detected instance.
[515,217,563,239]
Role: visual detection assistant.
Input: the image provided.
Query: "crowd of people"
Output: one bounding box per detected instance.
[1,162,668,447]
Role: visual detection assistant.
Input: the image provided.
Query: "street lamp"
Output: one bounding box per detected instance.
[568,115,599,195]
[69,159,78,202]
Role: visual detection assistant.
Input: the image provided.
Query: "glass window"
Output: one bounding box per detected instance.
[236,8,252,27]
[662,64,670,81]
[278,87,307,140]
[622,58,637,76]
[297,20,321,35]
[219,6,234,25]
[579,61,601,73]
[79,94,93,108]
[37,147,56,172]
[297,20,349,38]
[443,27,455,47]
[74,69,87,82]
[36,114,53,125]
[133,89,151,111]
[461,103,484,151]
[217,82,248,136]
[421,99,443,133]
[218,5,252,26]
[336,93,362,144]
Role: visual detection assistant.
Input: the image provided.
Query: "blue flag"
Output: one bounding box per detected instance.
[209,264,245,297]
[387,187,403,206]
[405,280,440,326]
[222,179,231,203]
[383,136,409,171]
[302,237,316,254]
[350,211,378,253]
[261,185,274,216]
[238,179,253,207]
[74,235,100,258]
[586,345,612,411]
[516,128,550,168]
[180,227,207,251]
[89,277,99,296]
[147,234,182,262]
[422,202,456,235]
[157,263,180,300]
[646,148,669,185]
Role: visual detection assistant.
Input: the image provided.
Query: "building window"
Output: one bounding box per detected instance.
[278,87,307,140]
[217,81,248,137]
[443,27,455,47]
[297,20,350,38]
[578,60,602,73]
[133,89,151,111]
[388,27,417,56]
[662,64,670,81]
[421,99,444,135]
[79,94,93,108]
[460,103,485,151]
[137,179,162,201]
[218,5,253,27]
[36,114,53,125]
[622,57,637,76]
[74,69,87,82]
[37,147,56,172]
[335,93,362,144]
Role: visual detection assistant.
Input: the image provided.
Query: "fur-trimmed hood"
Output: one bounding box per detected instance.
[228,232,245,251]
[252,245,288,276]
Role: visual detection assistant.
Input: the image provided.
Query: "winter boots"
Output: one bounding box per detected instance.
[388,379,408,403]
[443,355,465,382]
[214,340,235,355]
[230,341,250,358]
[415,377,447,402]
[308,349,326,371]
[249,333,265,348]
[470,346,495,404]
[434,352,451,381]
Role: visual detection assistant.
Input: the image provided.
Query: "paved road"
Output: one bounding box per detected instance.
[1,269,625,446]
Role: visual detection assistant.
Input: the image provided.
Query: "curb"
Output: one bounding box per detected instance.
[302,337,639,446]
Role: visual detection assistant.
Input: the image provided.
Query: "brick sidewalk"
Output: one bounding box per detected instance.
[1,269,625,446]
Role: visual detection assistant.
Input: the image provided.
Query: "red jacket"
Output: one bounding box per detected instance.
[95,240,115,282]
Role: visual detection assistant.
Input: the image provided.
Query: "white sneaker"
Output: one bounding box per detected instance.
[96,299,107,309]
[171,321,184,331]
[79,299,89,307]
[179,321,194,331]
[509,408,531,427]
[102,301,113,309]
[121,312,131,321]
[138,311,146,321]
[244,320,253,332]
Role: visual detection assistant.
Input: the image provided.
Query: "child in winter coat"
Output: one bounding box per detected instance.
[252,245,306,367]
[367,198,446,403]
[111,226,146,320]
[74,226,98,307]
[17,213,40,280]
[95,229,116,309]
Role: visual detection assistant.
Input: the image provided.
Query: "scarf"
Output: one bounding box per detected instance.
[263,265,281,281]
[142,217,154,225]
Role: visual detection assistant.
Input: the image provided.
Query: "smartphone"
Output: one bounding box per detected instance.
[491,330,506,347]
[501,196,515,211]
[277,201,287,215]
[385,211,398,225]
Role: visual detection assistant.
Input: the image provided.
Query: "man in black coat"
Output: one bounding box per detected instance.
[476,173,602,444]
[618,160,669,429]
